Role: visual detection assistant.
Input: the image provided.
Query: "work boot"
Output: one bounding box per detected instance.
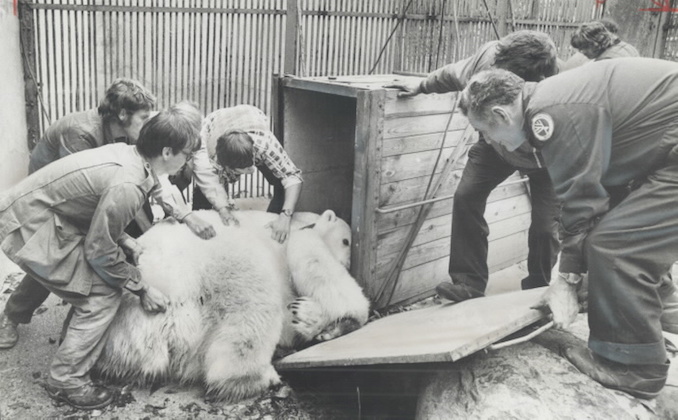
[435,282,484,302]
[520,275,548,290]
[0,313,18,349]
[45,382,116,410]
[660,290,678,334]
[565,347,669,399]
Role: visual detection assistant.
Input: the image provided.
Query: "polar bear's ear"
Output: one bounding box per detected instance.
[321,209,337,223]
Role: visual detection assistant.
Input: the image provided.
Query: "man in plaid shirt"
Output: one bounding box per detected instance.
[195,105,303,243]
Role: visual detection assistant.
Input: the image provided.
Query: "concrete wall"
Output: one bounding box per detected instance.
[0,1,29,192]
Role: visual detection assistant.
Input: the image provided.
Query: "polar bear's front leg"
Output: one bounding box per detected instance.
[287,297,325,341]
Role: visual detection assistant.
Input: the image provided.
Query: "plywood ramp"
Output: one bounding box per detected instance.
[275,288,547,370]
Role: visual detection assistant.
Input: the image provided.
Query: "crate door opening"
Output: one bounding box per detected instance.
[283,88,356,223]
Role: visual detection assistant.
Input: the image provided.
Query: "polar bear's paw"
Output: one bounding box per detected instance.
[315,317,363,342]
[288,297,324,340]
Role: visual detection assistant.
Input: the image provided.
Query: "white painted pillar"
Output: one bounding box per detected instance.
[0,1,28,278]
[0,0,29,192]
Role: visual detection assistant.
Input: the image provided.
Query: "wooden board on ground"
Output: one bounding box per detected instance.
[275,288,548,370]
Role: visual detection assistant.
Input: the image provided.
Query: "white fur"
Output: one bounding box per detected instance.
[95,209,369,401]
[285,210,370,343]
[97,216,284,401]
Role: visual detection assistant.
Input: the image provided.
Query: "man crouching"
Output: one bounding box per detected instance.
[0,103,203,409]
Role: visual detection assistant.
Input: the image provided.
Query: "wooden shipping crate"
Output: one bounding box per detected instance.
[273,74,531,309]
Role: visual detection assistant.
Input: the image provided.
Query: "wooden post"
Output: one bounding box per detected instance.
[18,0,40,150]
[604,0,664,58]
[496,0,509,37]
[652,6,671,58]
[271,74,284,146]
[393,0,405,73]
[284,0,299,75]
[352,89,384,296]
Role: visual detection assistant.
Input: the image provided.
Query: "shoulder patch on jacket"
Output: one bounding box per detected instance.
[531,113,554,141]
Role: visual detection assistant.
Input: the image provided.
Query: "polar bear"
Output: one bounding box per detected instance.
[95,216,285,401]
[284,210,370,345]
[94,209,369,402]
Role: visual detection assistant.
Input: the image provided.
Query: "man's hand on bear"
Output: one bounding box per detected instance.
[266,214,291,244]
[183,212,217,239]
[120,238,143,266]
[137,284,168,313]
[218,206,240,227]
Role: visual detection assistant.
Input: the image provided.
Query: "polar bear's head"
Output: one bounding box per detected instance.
[308,210,352,269]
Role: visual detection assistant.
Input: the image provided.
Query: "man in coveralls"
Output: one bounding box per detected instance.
[458,57,678,398]
[388,30,561,301]
[0,103,201,409]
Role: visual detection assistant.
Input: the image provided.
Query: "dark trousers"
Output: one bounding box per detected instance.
[587,158,678,365]
[4,201,152,324]
[448,140,560,293]
[192,164,285,214]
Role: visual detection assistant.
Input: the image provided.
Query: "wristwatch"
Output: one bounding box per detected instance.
[282,209,294,217]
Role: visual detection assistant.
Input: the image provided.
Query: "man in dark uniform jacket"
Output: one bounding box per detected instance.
[459,58,678,399]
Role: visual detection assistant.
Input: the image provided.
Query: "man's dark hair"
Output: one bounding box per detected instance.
[136,102,202,158]
[571,21,620,58]
[493,30,558,82]
[98,78,156,122]
[215,130,255,169]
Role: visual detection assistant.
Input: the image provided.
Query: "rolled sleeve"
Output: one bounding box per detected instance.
[252,131,303,187]
[83,183,145,288]
[420,61,467,93]
[191,139,231,210]
[419,41,497,94]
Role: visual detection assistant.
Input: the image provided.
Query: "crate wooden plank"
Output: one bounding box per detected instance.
[376,193,532,248]
[488,230,530,272]
[381,129,476,157]
[380,146,467,184]
[351,89,385,291]
[375,214,531,278]
[377,175,527,220]
[383,113,470,139]
[380,230,530,304]
[383,90,458,117]
[274,288,547,369]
